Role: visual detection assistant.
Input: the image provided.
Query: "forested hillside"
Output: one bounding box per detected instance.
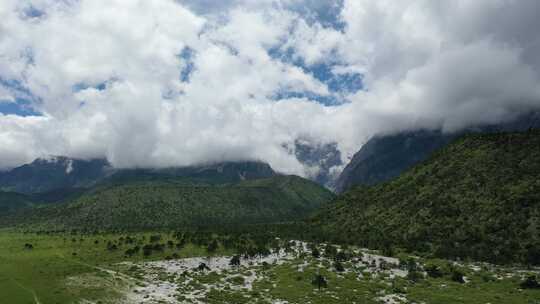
[7,175,334,231]
[313,130,540,265]
[0,191,34,215]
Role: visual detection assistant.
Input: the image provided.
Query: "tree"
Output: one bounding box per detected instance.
[324,245,338,259]
[407,269,424,282]
[334,261,345,272]
[229,255,241,267]
[311,247,321,259]
[107,242,118,251]
[451,269,465,283]
[197,262,211,272]
[149,234,162,243]
[425,263,443,278]
[207,239,219,253]
[143,245,153,257]
[381,242,394,257]
[405,258,423,282]
[520,275,540,289]
[312,273,327,290]
[335,251,349,262]
[124,248,137,257]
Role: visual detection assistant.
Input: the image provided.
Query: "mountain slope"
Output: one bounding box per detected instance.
[334,130,456,193]
[7,175,334,230]
[0,191,35,215]
[335,111,540,193]
[313,130,540,265]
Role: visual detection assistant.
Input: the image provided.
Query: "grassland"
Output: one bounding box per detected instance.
[0,229,234,303]
[1,230,540,304]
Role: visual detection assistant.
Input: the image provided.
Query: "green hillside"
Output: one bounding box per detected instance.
[312,130,540,265]
[7,175,334,230]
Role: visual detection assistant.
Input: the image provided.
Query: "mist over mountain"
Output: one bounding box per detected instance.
[1,1,540,179]
[289,139,342,188]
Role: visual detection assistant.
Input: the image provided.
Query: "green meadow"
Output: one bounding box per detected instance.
[0,230,227,303]
[1,230,540,304]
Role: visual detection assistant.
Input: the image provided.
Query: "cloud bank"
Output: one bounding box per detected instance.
[0,0,539,177]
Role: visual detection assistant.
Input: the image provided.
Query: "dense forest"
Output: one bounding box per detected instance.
[4,175,334,231]
[312,130,540,265]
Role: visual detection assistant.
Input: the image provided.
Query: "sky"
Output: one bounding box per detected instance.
[1,0,540,178]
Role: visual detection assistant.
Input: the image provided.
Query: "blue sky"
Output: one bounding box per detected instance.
[0,78,41,116]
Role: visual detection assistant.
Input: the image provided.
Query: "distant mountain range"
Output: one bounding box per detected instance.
[334,111,540,193]
[0,158,275,195]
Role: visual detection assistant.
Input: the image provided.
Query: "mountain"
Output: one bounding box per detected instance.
[335,111,540,193]
[334,130,456,193]
[6,175,334,231]
[0,157,275,194]
[0,156,111,194]
[312,130,540,265]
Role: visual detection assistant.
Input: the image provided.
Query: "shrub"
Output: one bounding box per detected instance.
[334,261,345,272]
[425,263,443,278]
[520,275,540,289]
[451,269,465,283]
[312,274,327,290]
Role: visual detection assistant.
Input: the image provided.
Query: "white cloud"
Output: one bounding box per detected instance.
[0,86,15,102]
[0,0,539,178]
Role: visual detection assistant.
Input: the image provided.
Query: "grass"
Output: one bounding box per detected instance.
[1,230,540,304]
[251,260,383,303]
[0,229,231,303]
[407,272,540,304]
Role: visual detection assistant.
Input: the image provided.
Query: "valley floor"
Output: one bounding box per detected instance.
[1,231,539,304]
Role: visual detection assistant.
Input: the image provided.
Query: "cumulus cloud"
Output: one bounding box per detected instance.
[0,0,539,178]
